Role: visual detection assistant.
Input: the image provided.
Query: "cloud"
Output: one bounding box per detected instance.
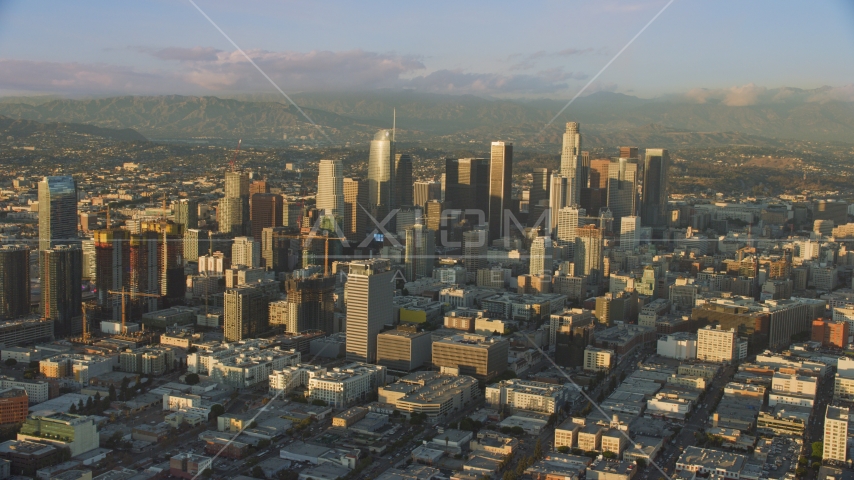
[805,85,854,103]
[682,83,767,106]
[406,68,587,94]
[0,47,590,96]
[148,47,222,62]
[509,48,594,71]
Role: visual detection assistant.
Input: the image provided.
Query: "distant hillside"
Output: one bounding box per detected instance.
[0,90,851,145]
[0,115,147,142]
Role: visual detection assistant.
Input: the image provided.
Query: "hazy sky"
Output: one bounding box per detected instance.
[1,0,853,99]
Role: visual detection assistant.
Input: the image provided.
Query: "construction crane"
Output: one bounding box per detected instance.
[81,303,91,343]
[108,288,162,335]
[229,139,242,171]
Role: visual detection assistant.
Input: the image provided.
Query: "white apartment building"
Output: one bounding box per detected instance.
[771,372,817,397]
[308,363,386,408]
[485,379,571,414]
[269,365,326,395]
[583,347,614,373]
[231,237,261,268]
[696,325,744,363]
[824,405,849,463]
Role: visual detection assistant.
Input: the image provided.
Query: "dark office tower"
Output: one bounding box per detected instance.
[250,193,283,244]
[93,229,129,310]
[173,199,198,233]
[580,151,591,188]
[555,322,594,368]
[560,122,583,206]
[343,178,368,242]
[368,130,394,220]
[160,226,185,300]
[40,245,82,337]
[394,154,413,208]
[38,176,78,255]
[129,231,161,313]
[641,148,670,229]
[619,146,639,160]
[222,171,250,235]
[404,224,435,281]
[223,285,270,342]
[0,245,30,320]
[581,158,610,216]
[249,179,270,200]
[262,227,293,272]
[606,158,639,230]
[445,158,489,223]
[283,274,335,333]
[529,168,551,227]
[488,142,513,242]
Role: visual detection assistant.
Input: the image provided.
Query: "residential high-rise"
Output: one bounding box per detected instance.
[696,325,738,363]
[620,216,641,252]
[824,405,849,463]
[529,168,551,227]
[317,160,345,219]
[368,130,394,219]
[283,201,302,229]
[283,274,335,334]
[93,229,129,310]
[413,181,441,211]
[488,142,513,242]
[641,148,670,229]
[394,154,413,207]
[261,227,293,272]
[223,285,270,342]
[345,259,394,363]
[232,237,261,268]
[404,224,435,281]
[40,245,82,338]
[129,231,160,312]
[606,157,638,230]
[463,228,488,282]
[173,199,198,233]
[38,176,78,255]
[182,229,207,263]
[556,206,585,251]
[222,171,250,235]
[529,236,553,276]
[343,178,368,243]
[549,173,572,235]
[560,122,582,206]
[574,224,603,283]
[250,193,283,244]
[0,245,30,320]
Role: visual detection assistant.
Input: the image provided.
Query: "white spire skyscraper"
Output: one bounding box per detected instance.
[560,122,582,206]
[368,129,394,218]
[317,159,345,217]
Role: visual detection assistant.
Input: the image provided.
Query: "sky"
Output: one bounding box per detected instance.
[0,0,853,100]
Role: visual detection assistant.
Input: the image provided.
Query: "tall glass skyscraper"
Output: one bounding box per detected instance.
[41,244,83,338]
[394,154,413,207]
[488,142,513,242]
[641,148,670,229]
[560,122,583,206]
[38,176,78,254]
[368,129,394,218]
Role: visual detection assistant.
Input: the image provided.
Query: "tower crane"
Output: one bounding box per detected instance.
[107,288,162,334]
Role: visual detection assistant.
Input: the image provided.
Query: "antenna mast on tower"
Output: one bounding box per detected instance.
[392,108,396,143]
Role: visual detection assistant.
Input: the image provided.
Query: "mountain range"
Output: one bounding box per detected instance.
[0,89,851,147]
[0,115,147,142]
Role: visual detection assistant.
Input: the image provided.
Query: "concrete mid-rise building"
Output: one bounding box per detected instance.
[656,332,697,360]
[0,388,28,425]
[308,363,386,408]
[376,328,433,372]
[583,347,614,372]
[378,371,479,419]
[485,379,570,414]
[811,319,849,349]
[432,334,509,383]
[823,405,849,463]
[17,413,98,457]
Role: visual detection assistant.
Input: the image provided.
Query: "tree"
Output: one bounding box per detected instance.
[557,446,570,454]
[445,436,450,447]
[533,438,544,460]
[187,346,198,354]
[85,397,94,411]
[77,399,85,411]
[249,421,258,429]
[210,404,225,420]
[258,439,271,449]
[636,458,648,468]
[603,451,617,459]
[251,465,265,478]
[108,384,117,401]
[502,472,517,480]
[69,403,77,414]
[185,373,200,385]
[811,442,823,459]
[4,359,16,367]
[511,426,524,436]
[310,399,327,406]
[201,469,212,478]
